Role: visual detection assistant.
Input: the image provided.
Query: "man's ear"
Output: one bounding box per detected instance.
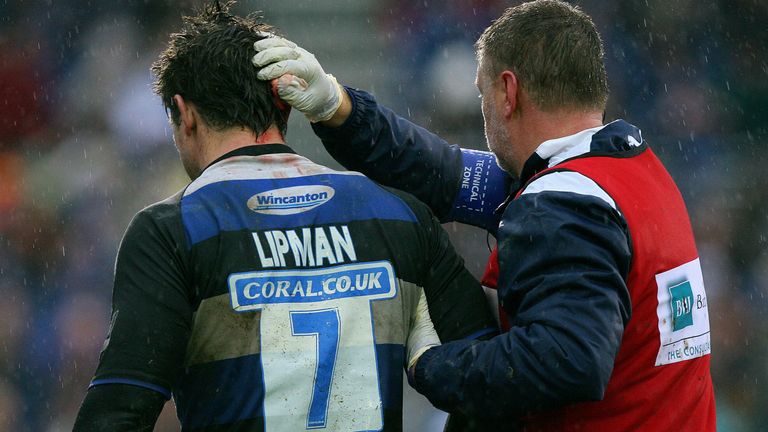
[500,70,518,117]
[173,94,197,136]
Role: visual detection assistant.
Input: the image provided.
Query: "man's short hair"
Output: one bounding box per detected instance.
[476,0,608,111]
[152,1,287,136]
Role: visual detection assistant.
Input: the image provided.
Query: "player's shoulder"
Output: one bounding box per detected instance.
[377,184,436,224]
[124,188,186,241]
[133,189,184,222]
[323,169,432,226]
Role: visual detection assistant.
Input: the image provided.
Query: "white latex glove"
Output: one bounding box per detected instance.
[406,291,441,373]
[252,35,343,122]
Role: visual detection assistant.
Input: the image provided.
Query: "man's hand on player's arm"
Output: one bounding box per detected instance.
[252,35,351,126]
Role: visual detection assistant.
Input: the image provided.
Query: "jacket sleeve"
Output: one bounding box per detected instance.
[412,183,633,418]
[312,87,510,233]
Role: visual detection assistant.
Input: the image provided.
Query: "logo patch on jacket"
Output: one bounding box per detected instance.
[668,280,694,331]
[247,185,335,215]
[654,258,711,366]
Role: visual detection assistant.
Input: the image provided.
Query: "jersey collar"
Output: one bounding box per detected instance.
[204,144,296,172]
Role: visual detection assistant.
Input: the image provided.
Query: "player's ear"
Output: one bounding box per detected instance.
[500,70,518,117]
[173,94,197,136]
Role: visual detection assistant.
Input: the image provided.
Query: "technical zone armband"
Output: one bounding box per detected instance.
[446,149,510,230]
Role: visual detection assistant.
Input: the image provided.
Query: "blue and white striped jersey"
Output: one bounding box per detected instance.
[87,144,496,431]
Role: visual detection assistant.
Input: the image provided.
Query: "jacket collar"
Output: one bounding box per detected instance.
[518,119,644,185]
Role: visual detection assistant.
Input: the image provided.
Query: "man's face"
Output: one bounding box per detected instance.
[476,56,514,173]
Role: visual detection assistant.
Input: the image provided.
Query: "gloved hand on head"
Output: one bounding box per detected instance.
[253,34,343,123]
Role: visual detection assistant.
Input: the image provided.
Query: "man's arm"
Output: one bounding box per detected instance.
[315,88,509,232]
[412,182,633,418]
[74,385,166,432]
[405,189,499,342]
[74,205,193,430]
[377,185,499,347]
[253,37,510,232]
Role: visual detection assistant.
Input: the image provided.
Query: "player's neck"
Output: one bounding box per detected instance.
[202,125,286,167]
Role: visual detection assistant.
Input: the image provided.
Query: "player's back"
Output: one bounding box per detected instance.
[173,144,461,431]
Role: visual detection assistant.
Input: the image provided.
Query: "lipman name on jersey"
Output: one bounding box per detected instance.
[252,224,357,268]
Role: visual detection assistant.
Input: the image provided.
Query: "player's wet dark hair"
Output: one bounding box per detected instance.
[152,1,287,136]
[476,0,609,112]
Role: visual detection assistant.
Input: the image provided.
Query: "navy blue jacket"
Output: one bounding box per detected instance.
[313,88,634,420]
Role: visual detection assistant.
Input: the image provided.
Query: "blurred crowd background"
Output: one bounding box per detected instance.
[1,0,766,430]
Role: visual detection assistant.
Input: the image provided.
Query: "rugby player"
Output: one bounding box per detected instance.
[73,2,496,431]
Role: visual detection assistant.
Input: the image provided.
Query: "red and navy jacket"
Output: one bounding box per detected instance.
[313,88,716,431]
